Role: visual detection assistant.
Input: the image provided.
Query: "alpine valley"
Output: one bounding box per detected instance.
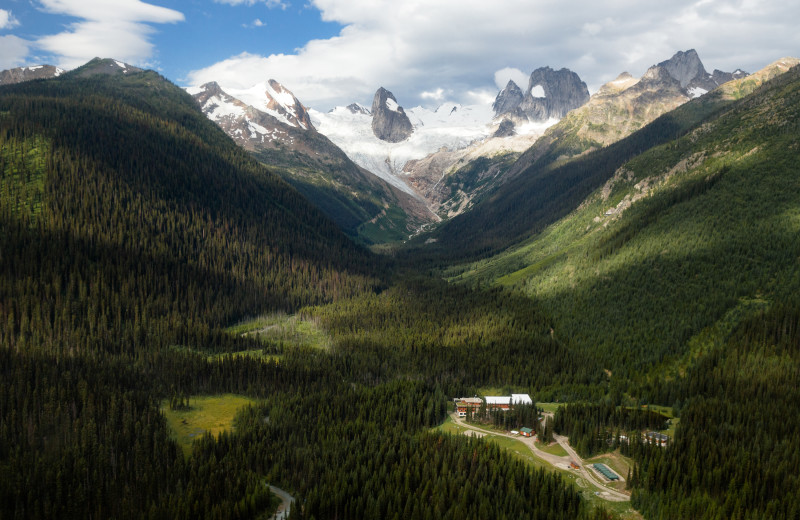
[2,46,800,520]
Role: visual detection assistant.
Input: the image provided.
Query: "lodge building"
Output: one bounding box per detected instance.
[485,393,533,410]
[454,397,483,417]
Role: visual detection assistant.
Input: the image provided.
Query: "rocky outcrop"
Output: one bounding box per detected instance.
[492,119,516,138]
[658,49,748,97]
[492,80,525,119]
[346,103,370,115]
[371,87,413,142]
[493,67,589,123]
[0,64,63,85]
[265,79,314,130]
[519,67,590,121]
[711,68,748,86]
[658,49,708,88]
[503,60,689,181]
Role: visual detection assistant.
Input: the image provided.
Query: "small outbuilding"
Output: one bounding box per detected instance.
[520,427,534,437]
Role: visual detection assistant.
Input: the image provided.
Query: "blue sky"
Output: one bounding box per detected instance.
[1,0,343,80]
[2,0,799,110]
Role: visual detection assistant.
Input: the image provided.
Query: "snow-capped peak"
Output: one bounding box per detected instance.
[221,79,314,131]
[345,103,371,115]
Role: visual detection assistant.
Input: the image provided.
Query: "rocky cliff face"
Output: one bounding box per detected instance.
[658,49,708,88]
[503,50,753,181]
[264,79,315,130]
[492,80,525,119]
[493,67,589,123]
[711,68,748,86]
[0,64,64,85]
[347,103,371,115]
[503,61,689,181]
[371,87,413,142]
[658,49,748,97]
[519,67,590,120]
[492,119,516,138]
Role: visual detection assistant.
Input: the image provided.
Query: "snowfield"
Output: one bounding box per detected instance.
[310,101,498,194]
[224,82,311,130]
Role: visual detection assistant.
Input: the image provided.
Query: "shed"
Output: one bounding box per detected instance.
[520,427,534,437]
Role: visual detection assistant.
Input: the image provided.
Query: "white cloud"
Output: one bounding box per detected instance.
[0,35,30,69]
[243,18,266,28]
[0,9,20,30]
[187,0,800,110]
[493,68,529,91]
[215,0,289,8]
[420,88,445,101]
[36,0,184,69]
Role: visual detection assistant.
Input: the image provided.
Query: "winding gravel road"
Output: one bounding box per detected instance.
[450,412,630,502]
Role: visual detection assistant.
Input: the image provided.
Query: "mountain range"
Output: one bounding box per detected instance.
[409,55,798,262]
[0,50,753,243]
[187,80,433,243]
[2,48,800,520]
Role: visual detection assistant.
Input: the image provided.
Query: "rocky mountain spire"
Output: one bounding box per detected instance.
[519,66,590,121]
[493,67,589,123]
[658,49,749,97]
[658,49,707,88]
[492,80,525,117]
[371,87,413,142]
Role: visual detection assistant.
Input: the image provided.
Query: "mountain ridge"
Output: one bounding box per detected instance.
[188,80,435,242]
[405,55,790,263]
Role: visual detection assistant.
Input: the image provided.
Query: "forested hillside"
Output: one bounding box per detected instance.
[3,55,800,520]
[446,64,800,518]
[628,301,800,519]
[451,63,800,376]
[0,61,612,519]
[0,58,378,517]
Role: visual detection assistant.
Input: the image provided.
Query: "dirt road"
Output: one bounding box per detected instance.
[269,485,295,520]
[554,434,630,501]
[450,412,630,502]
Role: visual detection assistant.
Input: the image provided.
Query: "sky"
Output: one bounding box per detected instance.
[1,0,799,110]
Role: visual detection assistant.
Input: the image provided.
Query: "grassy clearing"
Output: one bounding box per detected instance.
[226,313,332,350]
[1,136,49,223]
[433,414,468,435]
[536,441,569,457]
[484,435,548,470]
[161,394,259,457]
[627,404,680,437]
[168,344,281,363]
[588,450,634,491]
[537,402,564,414]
